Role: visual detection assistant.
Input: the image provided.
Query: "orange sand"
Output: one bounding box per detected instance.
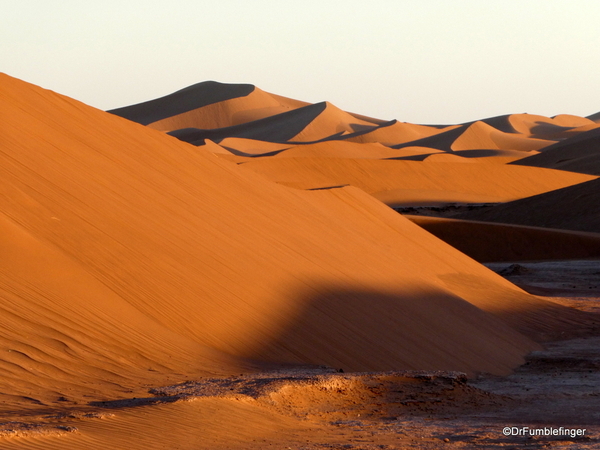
[2,73,599,449]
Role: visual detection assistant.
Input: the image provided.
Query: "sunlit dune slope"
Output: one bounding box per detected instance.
[240,157,595,206]
[288,102,380,142]
[455,177,600,234]
[450,121,554,152]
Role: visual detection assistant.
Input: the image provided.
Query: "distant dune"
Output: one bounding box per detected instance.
[455,177,600,233]
[510,126,600,175]
[108,81,256,125]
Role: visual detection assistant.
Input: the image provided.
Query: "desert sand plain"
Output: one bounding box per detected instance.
[0,74,600,448]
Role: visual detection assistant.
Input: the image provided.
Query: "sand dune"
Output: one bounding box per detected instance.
[288,101,380,142]
[271,141,404,159]
[508,113,598,139]
[408,215,600,262]
[455,177,600,233]
[344,120,458,147]
[109,82,594,165]
[216,137,291,156]
[390,114,579,153]
[240,157,595,206]
[108,81,256,126]
[450,121,554,152]
[587,110,600,123]
[3,73,600,449]
[392,124,468,151]
[165,102,330,144]
[146,87,310,132]
[451,148,540,163]
[2,72,574,415]
[511,126,600,175]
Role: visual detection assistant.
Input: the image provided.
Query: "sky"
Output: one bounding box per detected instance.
[3,0,600,124]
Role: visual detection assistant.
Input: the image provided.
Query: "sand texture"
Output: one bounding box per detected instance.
[1,74,600,448]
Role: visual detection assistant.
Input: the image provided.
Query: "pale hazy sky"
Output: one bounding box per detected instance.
[3,1,600,124]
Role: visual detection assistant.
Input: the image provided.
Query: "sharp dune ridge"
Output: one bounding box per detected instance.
[2,74,600,448]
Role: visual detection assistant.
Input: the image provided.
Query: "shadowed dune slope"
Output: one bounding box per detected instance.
[407,215,600,262]
[0,72,585,401]
[455,177,600,234]
[510,127,600,175]
[108,81,255,125]
[587,111,600,123]
[240,157,595,206]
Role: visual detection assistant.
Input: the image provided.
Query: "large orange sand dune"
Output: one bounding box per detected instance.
[2,74,600,450]
[1,72,591,421]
